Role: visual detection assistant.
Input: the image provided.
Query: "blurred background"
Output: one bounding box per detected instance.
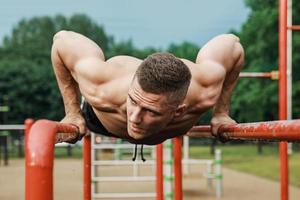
[1,0,300,199]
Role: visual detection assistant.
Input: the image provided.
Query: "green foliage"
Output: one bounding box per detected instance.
[230,0,278,122]
[291,0,300,117]
[231,0,300,121]
[167,41,199,61]
[0,59,63,123]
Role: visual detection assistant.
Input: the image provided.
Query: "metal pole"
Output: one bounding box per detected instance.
[156,144,164,200]
[173,137,183,200]
[83,135,91,200]
[183,136,189,175]
[164,140,173,200]
[279,0,289,199]
[3,134,8,166]
[239,72,272,78]
[287,0,293,155]
[215,149,222,198]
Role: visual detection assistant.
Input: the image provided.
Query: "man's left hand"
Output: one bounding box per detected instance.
[210,113,237,141]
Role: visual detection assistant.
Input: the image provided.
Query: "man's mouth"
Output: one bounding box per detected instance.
[130,124,144,133]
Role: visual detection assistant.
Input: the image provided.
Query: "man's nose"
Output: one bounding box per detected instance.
[129,107,143,124]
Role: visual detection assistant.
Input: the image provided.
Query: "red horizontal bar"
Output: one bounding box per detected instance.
[188,119,300,142]
[239,72,272,78]
[287,25,300,31]
[56,122,79,135]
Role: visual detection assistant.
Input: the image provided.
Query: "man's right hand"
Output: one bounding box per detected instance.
[56,113,87,144]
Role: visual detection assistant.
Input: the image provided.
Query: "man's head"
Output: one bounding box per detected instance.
[127,52,192,140]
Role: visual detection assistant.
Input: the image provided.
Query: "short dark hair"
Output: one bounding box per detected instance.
[135,52,191,103]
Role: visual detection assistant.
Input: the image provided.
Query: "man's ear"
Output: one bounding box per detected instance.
[174,104,187,117]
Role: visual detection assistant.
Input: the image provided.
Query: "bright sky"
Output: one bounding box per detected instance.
[0,0,250,49]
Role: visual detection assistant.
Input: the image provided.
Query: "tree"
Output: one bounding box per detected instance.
[1,14,113,64]
[0,59,62,123]
[232,0,300,121]
[0,14,114,122]
[229,0,279,123]
[167,41,199,61]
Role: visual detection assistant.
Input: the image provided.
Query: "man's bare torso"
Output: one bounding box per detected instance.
[79,56,223,144]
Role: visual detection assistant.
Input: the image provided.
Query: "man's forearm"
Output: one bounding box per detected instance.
[51,45,81,115]
[213,68,240,115]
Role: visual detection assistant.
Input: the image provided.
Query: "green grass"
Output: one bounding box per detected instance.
[190,144,300,187]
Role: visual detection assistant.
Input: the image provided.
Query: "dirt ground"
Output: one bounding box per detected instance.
[1,159,300,200]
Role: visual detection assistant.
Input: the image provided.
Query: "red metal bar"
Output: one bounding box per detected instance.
[239,72,272,78]
[25,120,78,200]
[188,119,300,142]
[287,25,300,30]
[173,137,183,200]
[24,119,34,155]
[156,144,163,200]
[279,0,289,199]
[83,135,91,200]
[24,118,34,200]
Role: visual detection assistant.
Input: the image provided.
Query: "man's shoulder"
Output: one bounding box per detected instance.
[106,55,142,71]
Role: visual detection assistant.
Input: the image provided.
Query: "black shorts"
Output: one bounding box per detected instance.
[82,102,118,138]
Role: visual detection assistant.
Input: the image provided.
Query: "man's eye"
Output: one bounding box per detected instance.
[147,110,158,116]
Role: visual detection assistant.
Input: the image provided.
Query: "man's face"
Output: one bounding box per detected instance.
[126,78,177,140]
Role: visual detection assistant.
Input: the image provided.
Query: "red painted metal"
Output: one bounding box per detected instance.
[287,25,300,30]
[25,120,78,200]
[239,72,272,78]
[173,137,183,200]
[156,144,164,200]
[279,0,289,199]
[188,119,300,142]
[83,135,91,200]
[24,119,34,200]
[24,119,34,157]
[279,0,288,120]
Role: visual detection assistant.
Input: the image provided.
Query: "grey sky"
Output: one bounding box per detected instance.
[1,0,250,49]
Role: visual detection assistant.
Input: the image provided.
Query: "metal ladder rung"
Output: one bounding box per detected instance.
[93,192,156,198]
[93,176,155,182]
[93,160,155,165]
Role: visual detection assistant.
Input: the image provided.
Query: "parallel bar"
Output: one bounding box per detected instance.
[188,119,300,142]
[287,25,300,30]
[25,120,78,200]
